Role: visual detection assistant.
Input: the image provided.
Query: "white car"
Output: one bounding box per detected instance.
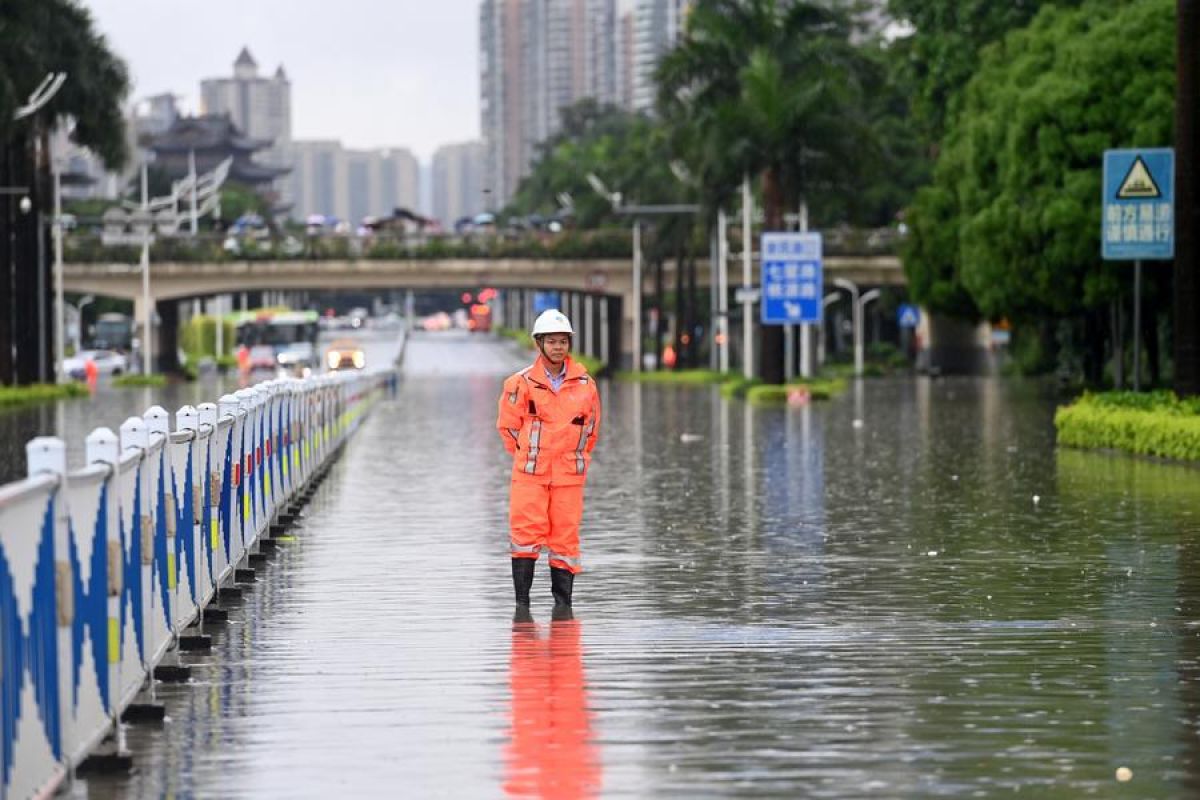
[62,349,129,379]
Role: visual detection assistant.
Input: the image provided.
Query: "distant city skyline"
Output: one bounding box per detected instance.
[83,0,483,163]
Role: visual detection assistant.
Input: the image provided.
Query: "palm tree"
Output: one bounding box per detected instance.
[657,0,873,383]
[1,0,130,383]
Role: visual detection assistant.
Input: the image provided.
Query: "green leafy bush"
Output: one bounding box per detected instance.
[1055,392,1200,461]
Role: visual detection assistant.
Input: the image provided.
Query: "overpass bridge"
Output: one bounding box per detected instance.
[64,254,905,370]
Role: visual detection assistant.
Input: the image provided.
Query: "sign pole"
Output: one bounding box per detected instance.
[632,221,642,373]
[742,176,753,380]
[798,200,812,378]
[1134,259,1142,392]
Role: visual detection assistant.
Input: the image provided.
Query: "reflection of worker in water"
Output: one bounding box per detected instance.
[505,615,600,799]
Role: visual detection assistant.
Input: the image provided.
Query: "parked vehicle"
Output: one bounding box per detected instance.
[62,349,129,379]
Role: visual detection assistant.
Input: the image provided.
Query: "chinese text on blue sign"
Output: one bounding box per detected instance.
[1102,148,1174,260]
[761,232,822,325]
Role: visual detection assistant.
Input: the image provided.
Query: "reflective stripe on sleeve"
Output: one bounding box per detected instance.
[574,419,594,474]
[523,419,542,474]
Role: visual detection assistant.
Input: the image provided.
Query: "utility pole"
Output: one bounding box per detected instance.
[1176,0,1200,395]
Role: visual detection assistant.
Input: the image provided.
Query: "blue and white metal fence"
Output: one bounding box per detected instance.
[0,369,395,799]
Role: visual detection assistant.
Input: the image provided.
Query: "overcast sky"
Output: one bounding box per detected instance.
[83,0,481,163]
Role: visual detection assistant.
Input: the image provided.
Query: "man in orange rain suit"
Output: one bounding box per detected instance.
[498,309,600,610]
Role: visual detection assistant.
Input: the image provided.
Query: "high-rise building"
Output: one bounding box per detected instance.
[289,141,420,224]
[480,0,619,205]
[616,10,636,110]
[432,141,486,227]
[632,0,692,113]
[200,48,292,205]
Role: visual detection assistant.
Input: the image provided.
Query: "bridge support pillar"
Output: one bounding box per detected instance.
[156,298,181,374]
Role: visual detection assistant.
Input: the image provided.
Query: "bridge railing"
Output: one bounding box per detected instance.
[62,226,904,264]
[0,368,398,799]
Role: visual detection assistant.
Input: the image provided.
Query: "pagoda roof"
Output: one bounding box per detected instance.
[230,160,291,183]
[235,47,257,68]
[144,114,273,154]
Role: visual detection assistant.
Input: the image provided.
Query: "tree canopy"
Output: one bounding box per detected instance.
[903,0,1175,322]
[0,0,131,168]
[885,0,1086,144]
[504,100,687,228]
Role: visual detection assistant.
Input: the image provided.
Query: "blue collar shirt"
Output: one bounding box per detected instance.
[544,361,568,392]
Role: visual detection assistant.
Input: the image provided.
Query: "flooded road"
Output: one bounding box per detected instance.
[51,331,1200,798]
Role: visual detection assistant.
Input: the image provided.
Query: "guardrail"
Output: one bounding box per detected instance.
[0,368,397,799]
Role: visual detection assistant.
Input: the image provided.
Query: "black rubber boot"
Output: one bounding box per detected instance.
[550,567,575,607]
[512,558,535,607]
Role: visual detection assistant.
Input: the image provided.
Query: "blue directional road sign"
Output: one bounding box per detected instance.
[533,291,561,314]
[1102,148,1174,260]
[761,232,822,325]
[897,304,920,328]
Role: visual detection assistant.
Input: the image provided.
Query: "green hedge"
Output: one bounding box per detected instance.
[113,374,168,388]
[745,377,848,405]
[616,369,730,385]
[1055,392,1200,461]
[0,383,89,408]
[180,315,237,360]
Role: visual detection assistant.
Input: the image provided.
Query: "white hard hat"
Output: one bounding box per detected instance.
[531,309,574,337]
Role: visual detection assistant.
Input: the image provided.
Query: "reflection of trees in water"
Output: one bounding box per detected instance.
[505,617,600,799]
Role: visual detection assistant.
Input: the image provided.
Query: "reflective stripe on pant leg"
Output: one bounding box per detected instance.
[546,483,584,573]
[509,481,551,558]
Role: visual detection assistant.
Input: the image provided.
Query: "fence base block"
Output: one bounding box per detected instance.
[178,634,212,652]
[78,745,134,775]
[218,586,244,600]
[247,552,269,566]
[235,568,256,582]
[122,703,166,723]
[154,663,192,682]
[202,607,229,623]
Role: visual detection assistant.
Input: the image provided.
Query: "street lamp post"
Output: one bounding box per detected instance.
[72,294,95,353]
[832,277,861,376]
[587,172,700,373]
[858,289,881,375]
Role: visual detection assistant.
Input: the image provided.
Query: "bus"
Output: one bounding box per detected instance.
[236,309,320,370]
[91,312,134,351]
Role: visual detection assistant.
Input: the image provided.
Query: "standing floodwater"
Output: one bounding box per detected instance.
[69,332,1200,798]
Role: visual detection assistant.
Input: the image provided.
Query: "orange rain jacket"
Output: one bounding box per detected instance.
[497,355,601,485]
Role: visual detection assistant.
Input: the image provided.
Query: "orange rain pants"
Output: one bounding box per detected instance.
[498,355,601,574]
[509,482,584,573]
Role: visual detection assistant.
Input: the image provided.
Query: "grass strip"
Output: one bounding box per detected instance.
[0,382,89,408]
[113,374,168,388]
[615,369,731,385]
[746,377,848,405]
